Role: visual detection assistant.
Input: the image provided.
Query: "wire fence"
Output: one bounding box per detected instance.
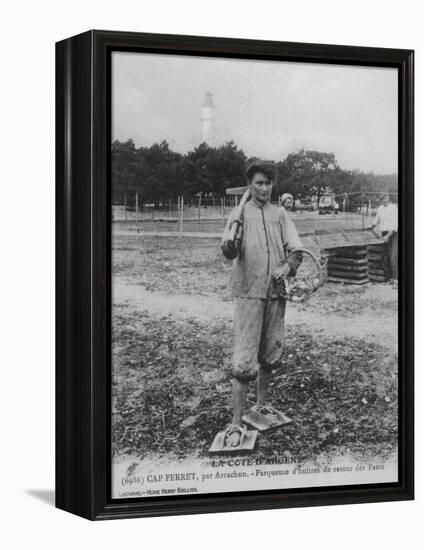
[112,191,398,230]
[111,191,399,242]
[112,195,238,222]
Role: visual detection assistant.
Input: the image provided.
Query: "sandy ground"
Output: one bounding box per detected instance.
[113,280,398,351]
[111,233,398,474]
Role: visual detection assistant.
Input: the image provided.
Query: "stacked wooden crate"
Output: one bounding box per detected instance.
[367,242,389,282]
[323,244,369,284]
[299,228,389,285]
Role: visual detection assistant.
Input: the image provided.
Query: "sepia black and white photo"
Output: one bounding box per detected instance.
[110,51,399,499]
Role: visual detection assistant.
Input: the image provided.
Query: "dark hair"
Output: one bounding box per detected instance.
[246,160,275,182]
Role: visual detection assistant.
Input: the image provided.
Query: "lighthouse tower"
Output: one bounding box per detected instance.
[202,92,215,145]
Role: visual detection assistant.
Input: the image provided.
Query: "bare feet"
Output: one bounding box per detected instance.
[224,424,243,447]
[252,403,269,414]
[253,404,283,423]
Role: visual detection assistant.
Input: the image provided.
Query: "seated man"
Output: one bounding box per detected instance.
[219,160,302,448]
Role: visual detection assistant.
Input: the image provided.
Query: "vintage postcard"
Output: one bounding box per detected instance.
[110,52,398,499]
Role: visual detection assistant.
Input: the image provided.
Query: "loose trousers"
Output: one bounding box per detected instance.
[231,297,286,381]
[381,231,398,280]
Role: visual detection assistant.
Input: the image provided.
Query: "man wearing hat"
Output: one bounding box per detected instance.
[215,160,302,450]
[371,194,398,284]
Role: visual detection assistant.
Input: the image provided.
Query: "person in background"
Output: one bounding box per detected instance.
[370,193,398,286]
[281,193,294,212]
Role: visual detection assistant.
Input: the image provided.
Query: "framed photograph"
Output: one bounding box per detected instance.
[56,30,414,520]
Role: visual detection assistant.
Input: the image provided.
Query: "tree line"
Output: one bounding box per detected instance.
[112,139,397,208]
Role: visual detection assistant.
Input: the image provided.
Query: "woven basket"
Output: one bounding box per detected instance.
[273,248,327,303]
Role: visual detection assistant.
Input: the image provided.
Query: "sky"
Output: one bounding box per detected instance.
[112,52,398,174]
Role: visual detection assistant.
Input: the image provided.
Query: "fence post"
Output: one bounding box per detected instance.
[198,192,202,223]
[135,193,139,232]
[361,192,365,229]
[124,194,127,221]
[221,197,225,221]
[179,195,184,237]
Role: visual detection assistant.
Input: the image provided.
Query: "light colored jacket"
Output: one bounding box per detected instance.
[222,199,302,298]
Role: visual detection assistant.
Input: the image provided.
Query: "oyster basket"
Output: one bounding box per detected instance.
[274,248,327,303]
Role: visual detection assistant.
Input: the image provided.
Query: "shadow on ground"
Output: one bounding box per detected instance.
[26,489,55,507]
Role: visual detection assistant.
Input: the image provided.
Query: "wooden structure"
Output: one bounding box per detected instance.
[225,186,248,195]
[323,244,369,284]
[367,242,389,282]
[300,228,388,285]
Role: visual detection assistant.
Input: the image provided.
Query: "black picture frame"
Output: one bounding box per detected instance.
[56,30,414,520]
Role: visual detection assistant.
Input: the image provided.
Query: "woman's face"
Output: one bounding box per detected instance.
[283,198,293,210]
